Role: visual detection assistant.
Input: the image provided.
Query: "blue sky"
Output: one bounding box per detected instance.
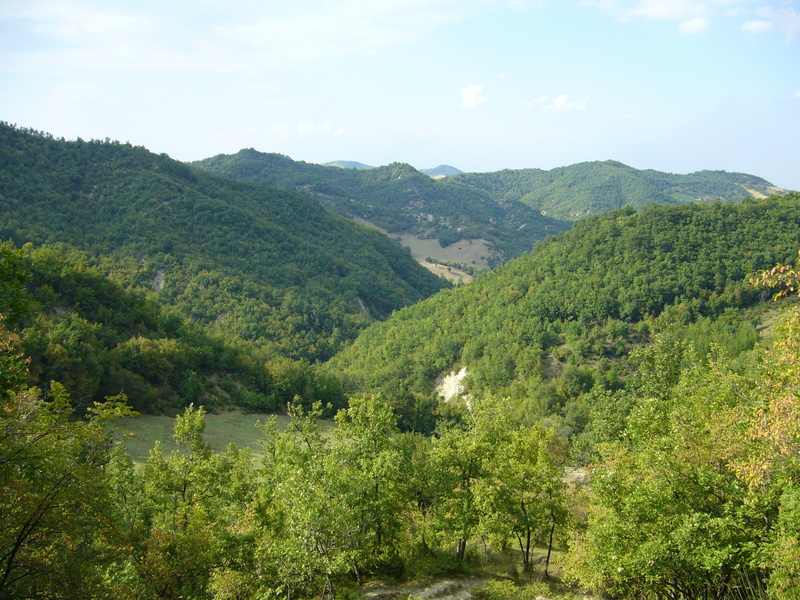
[2,0,799,189]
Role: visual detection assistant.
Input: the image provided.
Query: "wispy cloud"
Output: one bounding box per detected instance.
[581,0,798,40]
[754,7,800,43]
[460,85,488,108]
[1,0,482,74]
[678,17,709,33]
[628,0,707,21]
[741,19,776,34]
[214,1,472,65]
[525,94,589,112]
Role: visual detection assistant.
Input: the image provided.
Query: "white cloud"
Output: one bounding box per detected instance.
[795,90,800,100]
[526,94,589,112]
[755,7,800,43]
[1,0,484,74]
[214,1,471,65]
[628,0,707,21]
[460,85,488,108]
[582,1,799,42]
[0,1,171,72]
[741,19,775,34]
[678,17,709,33]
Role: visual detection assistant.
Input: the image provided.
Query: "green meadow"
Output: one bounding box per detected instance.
[109,409,336,465]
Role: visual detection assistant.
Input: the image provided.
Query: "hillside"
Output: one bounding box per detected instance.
[5,124,800,598]
[195,151,787,267]
[324,160,374,170]
[421,165,463,177]
[0,123,448,365]
[446,160,786,220]
[193,149,570,265]
[0,241,301,415]
[329,194,800,433]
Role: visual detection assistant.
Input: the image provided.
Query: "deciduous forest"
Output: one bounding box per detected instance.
[2,123,799,599]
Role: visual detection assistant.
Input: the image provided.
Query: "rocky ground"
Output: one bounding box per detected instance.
[362,577,485,600]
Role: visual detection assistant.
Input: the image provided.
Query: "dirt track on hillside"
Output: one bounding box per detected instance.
[362,577,485,600]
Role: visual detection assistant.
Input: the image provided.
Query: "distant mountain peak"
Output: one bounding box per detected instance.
[323,160,375,170]
[422,165,463,177]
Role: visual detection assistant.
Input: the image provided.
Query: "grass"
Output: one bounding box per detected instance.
[395,234,490,269]
[108,408,335,465]
[350,216,489,283]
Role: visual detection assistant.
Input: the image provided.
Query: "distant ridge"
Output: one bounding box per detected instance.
[448,160,787,220]
[324,160,374,170]
[195,150,788,266]
[422,165,463,177]
[323,161,463,177]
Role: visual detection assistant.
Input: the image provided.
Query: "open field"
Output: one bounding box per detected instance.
[395,234,490,269]
[420,261,473,284]
[108,409,336,465]
[351,217,489,282]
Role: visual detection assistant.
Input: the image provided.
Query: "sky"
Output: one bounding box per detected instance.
[1,0,799,189]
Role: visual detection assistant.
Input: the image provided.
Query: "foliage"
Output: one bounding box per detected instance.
[193,149,571,265]
[0,122,448,366]
[332,195,800,433]
[0,323,135,597]
[565,303,800,599]
[109,404,257,599]
[447,159,784,221]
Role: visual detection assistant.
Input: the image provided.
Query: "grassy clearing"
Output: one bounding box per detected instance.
[350,216,489,282]
[396,234,490,269]
[108,408,335,465]
[421,261,473,284]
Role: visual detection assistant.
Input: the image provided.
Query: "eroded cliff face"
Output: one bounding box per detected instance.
[436,367,468,402]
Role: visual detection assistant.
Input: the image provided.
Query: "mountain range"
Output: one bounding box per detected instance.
[3,121,800,599]
[1,120,796,421]
[194,150,786,268]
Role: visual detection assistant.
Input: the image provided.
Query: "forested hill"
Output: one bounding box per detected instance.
[445,160,786,220]
[193,149,570,265]
[0,123,448,363]
[330,194,800,432]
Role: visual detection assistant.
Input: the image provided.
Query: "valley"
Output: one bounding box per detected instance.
[2,121,800,600]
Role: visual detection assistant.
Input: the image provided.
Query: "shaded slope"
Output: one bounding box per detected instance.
[0,123,448,361]
[193,149,570,265]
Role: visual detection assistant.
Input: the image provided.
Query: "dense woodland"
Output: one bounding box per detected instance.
[445,161,783,221]
[331,196,800,435]
[194,149,570,264]
[2,123,800,599]
[196,151,782,258]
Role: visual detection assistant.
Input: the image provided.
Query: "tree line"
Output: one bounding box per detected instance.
[331,195,800,436]
[3,271,800,598]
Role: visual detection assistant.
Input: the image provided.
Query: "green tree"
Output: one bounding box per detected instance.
[115,404,256,599]
[332,394,406,576]
[476,423,565,574]
[0,241,31,325]
[255,402,360,599]
[565,339,772,599]
[0,373,133,598]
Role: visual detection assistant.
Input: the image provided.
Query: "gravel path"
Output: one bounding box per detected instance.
[362,577,485,600]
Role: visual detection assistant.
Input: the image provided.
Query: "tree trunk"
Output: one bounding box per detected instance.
[456,538,467,561]
[518,530,533,573]
[544,522,555,579]
[323,573,335,600]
